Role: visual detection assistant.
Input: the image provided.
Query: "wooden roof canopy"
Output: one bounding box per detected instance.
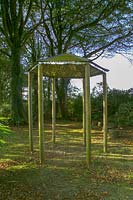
[28,53,109,78]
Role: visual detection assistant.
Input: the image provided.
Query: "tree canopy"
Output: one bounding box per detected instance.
[37,0,133,59]
[0,0,132,122]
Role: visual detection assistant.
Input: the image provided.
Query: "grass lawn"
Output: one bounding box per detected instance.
[0,122,133,200]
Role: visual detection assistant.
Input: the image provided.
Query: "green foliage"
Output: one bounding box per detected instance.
[108,89,131,118]
[91,94,103,123]
[117,102,133,127]
[0,0,40,123]
[0,117,11,126]
[59,84,133,127]
[0,56,11,106]
[107,89,133,127]
[91,86,133,127]
[0,123,13,146]
[0,104,26,126]
[67,94,83,121]
[67,85,82,120]
[91,83,103,124]
[0,104,11,118]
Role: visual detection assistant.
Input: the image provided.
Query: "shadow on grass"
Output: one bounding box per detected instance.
[0,156,132,200]
[0,122,133,200]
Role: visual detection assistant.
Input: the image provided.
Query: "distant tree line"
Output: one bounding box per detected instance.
[91,84,133,127]
[0,69,133,128]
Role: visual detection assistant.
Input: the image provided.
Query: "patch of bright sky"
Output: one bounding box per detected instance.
[71,54,133,92]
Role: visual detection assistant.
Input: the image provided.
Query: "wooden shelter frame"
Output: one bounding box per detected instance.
[28,53,109,167]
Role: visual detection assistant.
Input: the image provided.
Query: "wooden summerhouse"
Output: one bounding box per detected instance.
[28,53,109,167]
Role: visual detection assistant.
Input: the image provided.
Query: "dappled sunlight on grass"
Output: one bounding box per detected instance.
[0,121,133,199]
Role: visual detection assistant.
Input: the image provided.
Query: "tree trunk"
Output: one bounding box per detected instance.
[10,47,26,124]
[47,77,51,117]
[56,78,70,119]
[32,73,38,124]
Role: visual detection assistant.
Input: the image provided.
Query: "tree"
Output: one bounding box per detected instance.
[0,55,11,106]
[0,0,42,123]
[39,0,132,58]
[38,0,133,117]
[117,102,133,127]
[107,89,132,123]
[68,0,133,60]
[1,0,132,121]
[91,85,133,126]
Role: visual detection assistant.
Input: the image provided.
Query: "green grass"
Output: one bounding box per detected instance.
[0,122,133,200]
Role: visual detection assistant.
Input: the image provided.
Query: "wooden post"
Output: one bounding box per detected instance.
[38,65,44,164]
[85,64,91,167]
[103,73,108,153]
[52,77,56,143]
[28,72,33,153]
[82,78,86,146]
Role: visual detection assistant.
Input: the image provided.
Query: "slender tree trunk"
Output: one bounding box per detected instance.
[60,79,67,119]
[32,73,38,124]
[56,78,69,119]
[47,77,51,117]
[10,47,26,124]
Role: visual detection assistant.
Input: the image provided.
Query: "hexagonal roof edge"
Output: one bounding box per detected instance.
[44,53,88,62]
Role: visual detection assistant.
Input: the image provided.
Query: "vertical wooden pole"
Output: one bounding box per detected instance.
[38,65,44,164]
[82,78,86,146]
[85,64,91,168]
[103,73,108,153]
[52,77,56,143]
[28,72,33,153]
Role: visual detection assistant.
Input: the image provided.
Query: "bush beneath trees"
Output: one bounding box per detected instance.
[116,102,133,127]
[0,104,11,118]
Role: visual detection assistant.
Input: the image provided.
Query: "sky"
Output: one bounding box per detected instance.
[71,54,133,91]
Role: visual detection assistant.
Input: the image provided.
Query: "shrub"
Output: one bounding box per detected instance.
[117,102,133,127]
[0,123,13,146]
[0,103,11,118]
